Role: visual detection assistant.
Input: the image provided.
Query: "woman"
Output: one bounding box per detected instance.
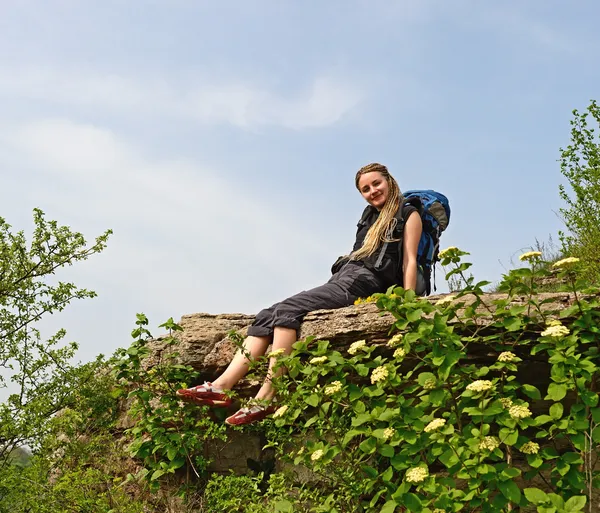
[177,163,424,425]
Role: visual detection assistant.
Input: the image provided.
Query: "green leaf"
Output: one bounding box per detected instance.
[498,480,521,503]
[380,500,397,513]
[417,372,436,386]
[562,452,583,465]
[522,384,542,400]
[565,495,587,512]
[429,388,446,405]
[352,413,372,426]
[580,390,599,407]
[150,469,165,481]
[524,487,548,504]
[549,403,564,420]
[305,394,319,407]
[503,316,522,331]
[546,383,567,401]
[274,500,294,512]
[402,493,422,512]
[361,465,379,478]
[359,437,377,454]
[381,465,393,483]
[592,425,600,443]
[379,444,395,458]
[499,428,518,446]
[501,467,521,479]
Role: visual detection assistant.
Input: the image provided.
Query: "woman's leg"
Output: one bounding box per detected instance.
[211,335,271,390]
[254,327,296,401]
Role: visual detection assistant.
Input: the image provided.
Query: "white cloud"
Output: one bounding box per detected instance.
[0,118,345,362]
[0,68,363,130]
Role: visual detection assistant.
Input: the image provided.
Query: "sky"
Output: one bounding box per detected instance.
[0,0,598,367]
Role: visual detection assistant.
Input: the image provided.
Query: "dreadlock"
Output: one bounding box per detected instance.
[350,163,404,261]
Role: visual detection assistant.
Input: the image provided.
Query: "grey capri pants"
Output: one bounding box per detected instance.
[247,263,384,338]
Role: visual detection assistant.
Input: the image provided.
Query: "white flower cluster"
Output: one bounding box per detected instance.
[382,427,395,440]
[405,466,429,483]
[348,340,367,355]
[436,295,456,306]
[371,366,389,384]
[387,333,403,347]
[500,397,513,409]
[509,404,532,419]
[466,380,494,392]
[311,449,324,461]
[479,436,500,452]
[438,246,458,258]
[519,251,542,262]
[541,324,570,338]
[498,351,517,362]
[393,347,406,359]
[424,418,446,433]
[310,356,328,364]
[520,441,540,454]
[552,257,580,269]
[324,381,343,395]
[273,405,288,418]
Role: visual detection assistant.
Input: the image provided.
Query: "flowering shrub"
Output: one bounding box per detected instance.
[263,248,600,513]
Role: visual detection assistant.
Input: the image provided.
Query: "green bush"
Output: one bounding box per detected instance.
[262,248,599,512]
[559,99,600,284]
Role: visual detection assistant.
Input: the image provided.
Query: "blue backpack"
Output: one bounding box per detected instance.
[403,190,451,295]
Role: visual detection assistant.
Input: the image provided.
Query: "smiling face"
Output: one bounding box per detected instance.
[357,171,390,210]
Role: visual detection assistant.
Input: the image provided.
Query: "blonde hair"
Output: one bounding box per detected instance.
[350,163,404,261]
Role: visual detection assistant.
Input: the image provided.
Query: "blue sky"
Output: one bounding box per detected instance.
[0,0,598,365]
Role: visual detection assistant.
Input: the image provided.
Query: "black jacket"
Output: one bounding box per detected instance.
[332,200,420,288]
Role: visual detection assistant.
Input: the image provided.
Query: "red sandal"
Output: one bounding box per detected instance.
[176,382,233,407]
[225,403,277,426]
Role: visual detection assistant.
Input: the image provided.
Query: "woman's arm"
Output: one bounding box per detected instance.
[402,211,423,291]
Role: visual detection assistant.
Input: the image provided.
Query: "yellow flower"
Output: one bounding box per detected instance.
[273,405,288,418]
[405,466,428,483]
[500,397,514,409]
[509,404,532,419]
[424,418,446,433]
[348,340,367,355]
[387,333,403,347]
[466,380,494,392]
[552,257,580,269]
[311,449,324,461]
[382,427,395,440]
[371,366,389,384]
[436,295,456,306]
[541,325,570,338]
[519,251,542,261]
[479,436,500,451]
[393,347,406,359]
[324,381,343,395]
[309,356,328,364]
[438,246,458,258]
[498,351,517,362]
[520,441,540,454]
[547,319,563,327]
[267,348,286,358]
